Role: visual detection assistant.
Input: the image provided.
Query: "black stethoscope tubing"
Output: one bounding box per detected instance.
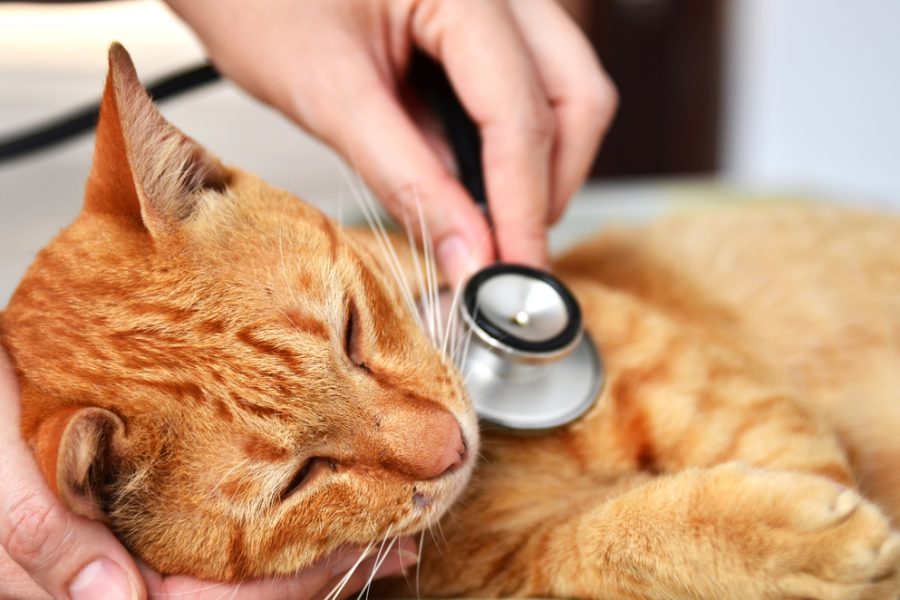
[0,62,219,163]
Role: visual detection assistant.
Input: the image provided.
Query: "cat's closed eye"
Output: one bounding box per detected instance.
[281,458,317,502]
[344,297,369,372]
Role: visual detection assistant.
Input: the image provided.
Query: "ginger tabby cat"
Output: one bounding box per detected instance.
[2,45,899,600]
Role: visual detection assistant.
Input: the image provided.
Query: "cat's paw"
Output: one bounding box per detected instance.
[712,464,900,599]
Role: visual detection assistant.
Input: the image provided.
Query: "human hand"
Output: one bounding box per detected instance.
[0,347,415,600]
[137,540,416,600]
[165,0,617,285]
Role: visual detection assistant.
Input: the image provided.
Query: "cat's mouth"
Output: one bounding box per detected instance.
[398,420,478,532]
[402,469,472,533]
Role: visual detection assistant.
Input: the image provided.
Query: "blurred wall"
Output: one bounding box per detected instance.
[583,0,724,177]
[723,0,900,206]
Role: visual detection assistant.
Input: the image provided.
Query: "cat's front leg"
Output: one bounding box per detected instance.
[546,464,900,600]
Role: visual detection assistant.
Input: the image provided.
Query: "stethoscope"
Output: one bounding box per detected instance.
[410,52,604,432]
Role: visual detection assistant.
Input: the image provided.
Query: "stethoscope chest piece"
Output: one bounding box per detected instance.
[460,264,604,432]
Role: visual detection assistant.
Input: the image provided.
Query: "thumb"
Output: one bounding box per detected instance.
[0,352,144,600]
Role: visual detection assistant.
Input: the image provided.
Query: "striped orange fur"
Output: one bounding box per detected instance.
[2,44,900,599]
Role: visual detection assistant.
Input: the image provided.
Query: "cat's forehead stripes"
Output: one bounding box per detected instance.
[128,300,198,324]
[243,434,291,462]
[214,397,234,422]
[282,309,330,342]
[231,394,292,421]
[351,255,412,358]
[218,475,258,501]
[235,325,305,372]
[228,527,247,578]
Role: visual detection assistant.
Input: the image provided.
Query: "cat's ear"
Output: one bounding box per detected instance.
[35,407,127,521]
[84,42,229,236]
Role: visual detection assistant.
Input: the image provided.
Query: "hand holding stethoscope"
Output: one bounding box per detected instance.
[410,52,604,432]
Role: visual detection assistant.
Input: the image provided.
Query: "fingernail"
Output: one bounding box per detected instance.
[437,235,473,286]
[70,559,136,600]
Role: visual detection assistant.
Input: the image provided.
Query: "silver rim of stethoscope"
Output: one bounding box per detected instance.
[458,264,604,432]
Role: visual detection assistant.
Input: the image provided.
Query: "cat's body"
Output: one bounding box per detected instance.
[2,45,899,599]
[408,206,900,599]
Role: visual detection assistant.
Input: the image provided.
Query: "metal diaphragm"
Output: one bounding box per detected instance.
[459,264,604,432]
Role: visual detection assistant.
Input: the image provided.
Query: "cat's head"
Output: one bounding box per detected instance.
[0,43,478,580]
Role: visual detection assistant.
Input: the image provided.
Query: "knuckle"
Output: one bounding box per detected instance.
[529,101,558,140]
[494,99,557,149]
[4,495,72,571]
[412,0,478,42]
[579,74,619,131]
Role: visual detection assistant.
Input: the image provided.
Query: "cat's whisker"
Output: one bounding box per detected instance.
[330,159,412,312]
[339,166,422,330]
[356,527,395,600]
[439,236,477,360]
[450,277,481,368]
[223,581,242,600]
[425,523,445,556]
[323,540,377,600]
[402,211,432,341]
[361,536,398,600]
[357,182,422,330]
[433,515,449,547]
[441,282,460,361]
[445,219,497,361]
[415,197,443,347]
[208,458,252,497]
[456,326,477,376]
[456,284,487,370]
[441,275,468,363]
[416,529,426,599]
[408,194,437,345]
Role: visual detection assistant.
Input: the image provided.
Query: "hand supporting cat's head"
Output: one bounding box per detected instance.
[0,43,478,581]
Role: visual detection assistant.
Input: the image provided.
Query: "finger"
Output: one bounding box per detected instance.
[411,0,555,268]
[142,546,360,600]
[508,0,618,223]
[0,543,52,600]
[323,538,419,600]
[310,49,495,286]
[144,538,417,600]
[0,351,145,600]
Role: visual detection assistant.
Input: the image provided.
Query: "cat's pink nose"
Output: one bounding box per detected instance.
[378,406,467,480]
[430,422,466,479]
